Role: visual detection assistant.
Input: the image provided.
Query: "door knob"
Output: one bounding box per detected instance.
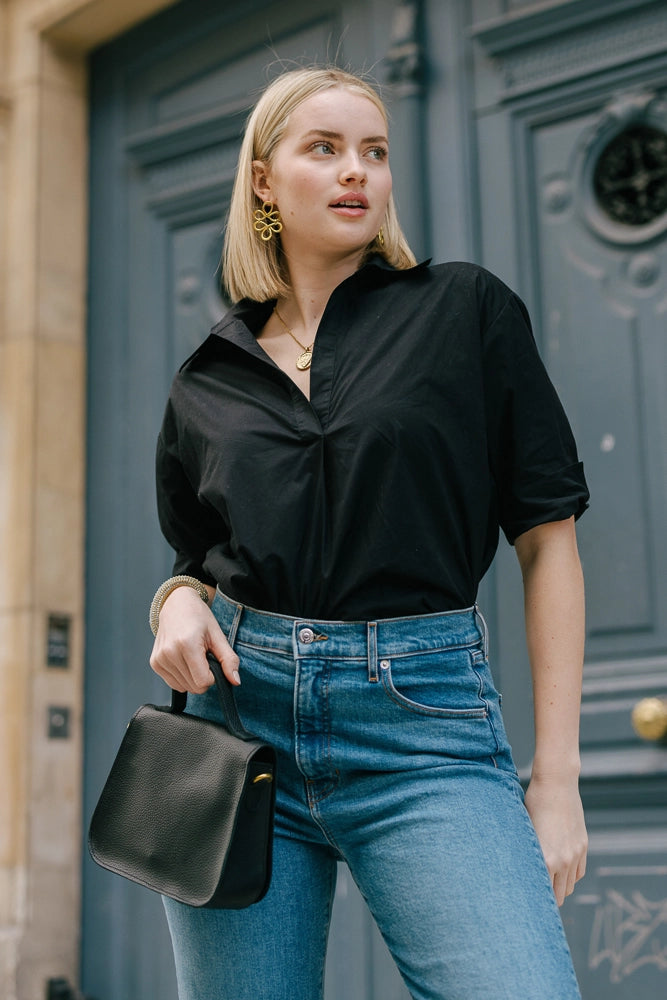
[631,697,667,742]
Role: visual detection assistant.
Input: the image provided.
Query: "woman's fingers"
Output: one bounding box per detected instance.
[207,633,241,686]
[149,585,239,692]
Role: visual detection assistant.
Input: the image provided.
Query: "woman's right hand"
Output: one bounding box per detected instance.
[149,585,241,693]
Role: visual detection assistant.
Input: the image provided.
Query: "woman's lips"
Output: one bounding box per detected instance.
[329,192,369,217]
[330,204,368,217]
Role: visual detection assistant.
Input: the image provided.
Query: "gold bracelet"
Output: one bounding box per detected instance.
[149,575,209,636]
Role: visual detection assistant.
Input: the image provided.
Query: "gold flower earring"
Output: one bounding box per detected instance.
[377,227,385,247]
[253,202,283,241]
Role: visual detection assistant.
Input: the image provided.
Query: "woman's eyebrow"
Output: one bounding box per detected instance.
[300,128,388,144]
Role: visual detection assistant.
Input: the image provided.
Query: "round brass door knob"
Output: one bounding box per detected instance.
[631,697,667,742]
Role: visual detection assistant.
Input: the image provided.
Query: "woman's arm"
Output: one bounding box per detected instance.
[514,516,588,906]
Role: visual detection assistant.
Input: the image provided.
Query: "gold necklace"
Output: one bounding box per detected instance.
[273,307,314,371]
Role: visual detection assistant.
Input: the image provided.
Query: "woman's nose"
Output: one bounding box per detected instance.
[339,153,367,184]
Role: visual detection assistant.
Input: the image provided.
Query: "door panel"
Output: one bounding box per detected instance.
[83,1,414,997]
[567,826,667,995]
[531,84,667,999]
[472,3,667,997]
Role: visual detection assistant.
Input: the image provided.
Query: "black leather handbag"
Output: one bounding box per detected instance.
[88,655,276,908]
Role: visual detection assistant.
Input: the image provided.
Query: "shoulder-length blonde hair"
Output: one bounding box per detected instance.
[222,67,417,303]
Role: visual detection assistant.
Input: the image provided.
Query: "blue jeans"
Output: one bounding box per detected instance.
[163,590,581,1000]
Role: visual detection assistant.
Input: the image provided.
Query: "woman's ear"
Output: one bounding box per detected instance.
[251,160,272,203]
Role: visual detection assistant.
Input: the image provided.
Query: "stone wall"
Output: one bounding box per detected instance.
[0,3,175,996]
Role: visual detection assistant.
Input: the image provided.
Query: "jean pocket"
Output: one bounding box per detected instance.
[379,646,490,718]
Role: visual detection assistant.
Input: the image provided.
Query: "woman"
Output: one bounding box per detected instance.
[150,66,589,1000]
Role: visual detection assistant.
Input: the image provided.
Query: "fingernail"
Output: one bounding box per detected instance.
[232,670,241,685]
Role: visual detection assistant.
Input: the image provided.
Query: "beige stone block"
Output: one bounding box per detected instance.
[0,934,19,1000]
[32,341,85,610]
[37,0,178,51]
[34,485,84,610]
[0,609,31,868]
[17,858,80,993]
[29,674,82,866]
[0,97,9,340]
[36,82,88,345]
[0,3,7,76]
[0,340,36,611]
[4,3,40,90]
[35,340,84,495]
[4,80,39,343]
[0,864,27,927]
[39,36,87,95]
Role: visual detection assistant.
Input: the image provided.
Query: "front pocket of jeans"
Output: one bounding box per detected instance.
[379,647,489,718]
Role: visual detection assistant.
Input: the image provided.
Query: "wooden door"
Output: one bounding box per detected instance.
[471,1,667,996]
[82,1,420,997]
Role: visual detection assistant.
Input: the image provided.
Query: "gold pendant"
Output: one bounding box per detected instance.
[296,350,313,371]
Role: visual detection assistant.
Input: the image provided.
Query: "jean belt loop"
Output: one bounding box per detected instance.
[226,602,244,650]
[474,603,489,659]
[367,621,378,682]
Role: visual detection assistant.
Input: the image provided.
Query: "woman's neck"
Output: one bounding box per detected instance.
[278,248,365,332]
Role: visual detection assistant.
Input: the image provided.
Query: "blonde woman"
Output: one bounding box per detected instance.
[150,67,588,1000]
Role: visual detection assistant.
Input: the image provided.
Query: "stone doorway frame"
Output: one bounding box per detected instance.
[0,3,177,996]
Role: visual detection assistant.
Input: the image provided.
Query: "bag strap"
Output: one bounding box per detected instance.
[169,654,256,742]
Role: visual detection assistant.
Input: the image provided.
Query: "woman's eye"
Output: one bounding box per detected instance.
[367,146,388,161]
[311,141,334,154]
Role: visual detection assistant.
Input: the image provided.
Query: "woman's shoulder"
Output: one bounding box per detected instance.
[425,260,515,298]
[409,260,521,326]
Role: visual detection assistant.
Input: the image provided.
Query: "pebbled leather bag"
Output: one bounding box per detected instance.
[88,654,276,908]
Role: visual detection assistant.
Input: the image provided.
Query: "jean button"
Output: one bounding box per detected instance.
[299,627,315,644]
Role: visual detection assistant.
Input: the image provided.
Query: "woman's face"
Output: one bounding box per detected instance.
[253,87,392,264]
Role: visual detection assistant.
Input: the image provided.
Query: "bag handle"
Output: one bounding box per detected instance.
[169,653,256,742]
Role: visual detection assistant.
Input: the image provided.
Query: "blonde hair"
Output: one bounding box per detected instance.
[222,67,417,303]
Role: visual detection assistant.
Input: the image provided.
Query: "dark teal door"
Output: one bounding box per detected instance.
[471,2,667,998]
[84,1,667,997]
[83,1,420,997]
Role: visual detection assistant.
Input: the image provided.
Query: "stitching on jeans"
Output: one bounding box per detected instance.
[380,677,489,718]
[383,638,483,660]
[470,649,501,756]
[367,622,378,682]
[379,658,489,718]
[226,602,243,649]
[318,861,337,998]
[235,639,292,658]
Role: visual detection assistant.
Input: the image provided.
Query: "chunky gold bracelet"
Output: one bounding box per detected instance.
[149,575,210,636]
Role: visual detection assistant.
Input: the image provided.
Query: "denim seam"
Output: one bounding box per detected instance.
[379,664,489,719]
[469,649,500,756]
[306,793,346,856]
[367,622,378,682]
[295,653,367,663]
[225,602,244,649]
[235,639,293,658]
[380,638,483,660]
[317,859,338,1000]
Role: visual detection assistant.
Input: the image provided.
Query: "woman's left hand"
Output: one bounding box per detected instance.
[524,774,588,906]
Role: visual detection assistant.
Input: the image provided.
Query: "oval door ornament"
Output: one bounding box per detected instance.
[575,89,667,246]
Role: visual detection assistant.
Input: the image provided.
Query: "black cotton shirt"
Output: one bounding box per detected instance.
[156,258,589,620]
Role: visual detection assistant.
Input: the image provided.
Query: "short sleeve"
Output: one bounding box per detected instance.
[155,398,221,584]
[482,289,589,544]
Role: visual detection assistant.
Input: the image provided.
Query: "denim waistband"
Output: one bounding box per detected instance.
[213,589,488,661]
